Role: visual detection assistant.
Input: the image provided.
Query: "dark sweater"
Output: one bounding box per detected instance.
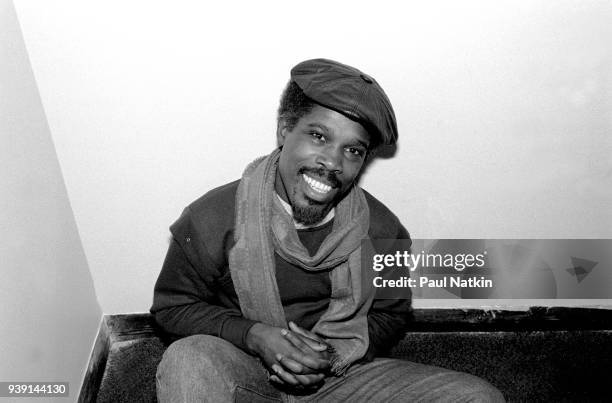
[151,180,412,361]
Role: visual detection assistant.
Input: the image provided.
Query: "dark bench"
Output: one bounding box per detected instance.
[80,307,612,402]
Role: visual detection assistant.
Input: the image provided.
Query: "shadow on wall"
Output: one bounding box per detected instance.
[0,0,102,397]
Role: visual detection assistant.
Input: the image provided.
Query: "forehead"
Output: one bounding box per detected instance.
[297,105,371,145]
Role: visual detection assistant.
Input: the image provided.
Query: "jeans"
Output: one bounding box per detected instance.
[156,335,506,403]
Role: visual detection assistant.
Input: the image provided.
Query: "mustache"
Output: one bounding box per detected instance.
[298,167,340,188]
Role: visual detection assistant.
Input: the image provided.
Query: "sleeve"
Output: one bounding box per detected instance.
[363,223,413,361]
[150,210,258,351]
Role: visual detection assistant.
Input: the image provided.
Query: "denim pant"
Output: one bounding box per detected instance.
[156,335,505,403]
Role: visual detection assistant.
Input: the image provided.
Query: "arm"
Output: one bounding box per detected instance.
[151,211,330,387]
[151,237,258,350]
[363,224,413,361]
[364,299,412,361]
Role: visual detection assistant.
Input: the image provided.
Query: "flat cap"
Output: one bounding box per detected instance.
[291,58,398,146]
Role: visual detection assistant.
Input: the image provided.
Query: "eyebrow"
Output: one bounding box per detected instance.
[306,123,370,149]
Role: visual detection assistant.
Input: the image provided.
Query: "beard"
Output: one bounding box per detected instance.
[290,166,340,225]
[292,196,334,225]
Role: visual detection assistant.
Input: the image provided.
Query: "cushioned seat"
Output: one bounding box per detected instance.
[81,307,612,402]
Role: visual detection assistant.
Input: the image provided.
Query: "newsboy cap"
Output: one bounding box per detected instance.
[290,58,398,146]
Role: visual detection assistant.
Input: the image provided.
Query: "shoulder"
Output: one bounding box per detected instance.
[171,180,239,230]
[186,179,240,224]
[169,180,239,265]
[362,188,410,240]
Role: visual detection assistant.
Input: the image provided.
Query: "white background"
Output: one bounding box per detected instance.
[2,0,100,392]
[12,0,612,314]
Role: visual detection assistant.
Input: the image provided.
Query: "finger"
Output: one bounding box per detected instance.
[276,353,328,375]
[276,353,306,374]
[269,374,283,384]
[281,328,311,353]
[294,373,325,387]
[278,341,330,371]
[271,363,300,386]
[288,322,328,352]
[288,322,322,340]
[271,372,323,388]
[282,327,328,358]
[288,321,323,340]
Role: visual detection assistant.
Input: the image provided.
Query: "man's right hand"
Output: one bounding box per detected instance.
[245,322,331,387]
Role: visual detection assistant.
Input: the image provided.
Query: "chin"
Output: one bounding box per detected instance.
[292,197,333,226]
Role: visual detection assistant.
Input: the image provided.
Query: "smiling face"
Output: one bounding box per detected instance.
[275,105,371,225]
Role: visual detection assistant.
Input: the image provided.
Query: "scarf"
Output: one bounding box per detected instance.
[228,148,375,375]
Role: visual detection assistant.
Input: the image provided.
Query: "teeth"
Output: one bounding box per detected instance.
[303,174,332,194]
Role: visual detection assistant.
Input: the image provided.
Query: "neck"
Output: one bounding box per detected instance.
[274,169,291,204]
[275,193,335,229]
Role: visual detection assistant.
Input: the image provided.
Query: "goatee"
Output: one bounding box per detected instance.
[292,198,334,225]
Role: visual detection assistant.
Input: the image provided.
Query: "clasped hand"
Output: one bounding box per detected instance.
[246,321,331,388]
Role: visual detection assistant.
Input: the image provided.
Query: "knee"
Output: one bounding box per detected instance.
[456,374,505,403]
[157,335,238,380]
[156,335,277,403]
[156,335,237,402]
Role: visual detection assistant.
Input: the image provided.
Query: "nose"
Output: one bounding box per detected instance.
[315,145,343,173]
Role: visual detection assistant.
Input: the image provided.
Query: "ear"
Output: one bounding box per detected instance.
[365,147,377,162]
[276,121,289,147]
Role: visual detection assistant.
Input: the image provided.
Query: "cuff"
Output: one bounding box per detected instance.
[361,342,377,363]
[219,316,259,351]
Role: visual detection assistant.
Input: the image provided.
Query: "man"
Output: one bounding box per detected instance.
[151,59,505,402]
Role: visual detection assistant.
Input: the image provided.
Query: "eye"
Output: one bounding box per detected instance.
[346,146,366,158]
[309,131,326,143]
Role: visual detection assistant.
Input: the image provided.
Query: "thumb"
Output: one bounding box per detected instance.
[288,321,328,352]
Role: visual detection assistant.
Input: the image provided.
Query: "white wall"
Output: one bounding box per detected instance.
[13,0,612,313]
[1,0,101,397]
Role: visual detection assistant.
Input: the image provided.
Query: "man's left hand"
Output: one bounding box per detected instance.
[269,322,333,385]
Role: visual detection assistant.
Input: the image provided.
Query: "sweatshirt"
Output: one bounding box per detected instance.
[151,180,412,361]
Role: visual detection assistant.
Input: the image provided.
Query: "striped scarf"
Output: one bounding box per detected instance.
[228,148,375,375]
